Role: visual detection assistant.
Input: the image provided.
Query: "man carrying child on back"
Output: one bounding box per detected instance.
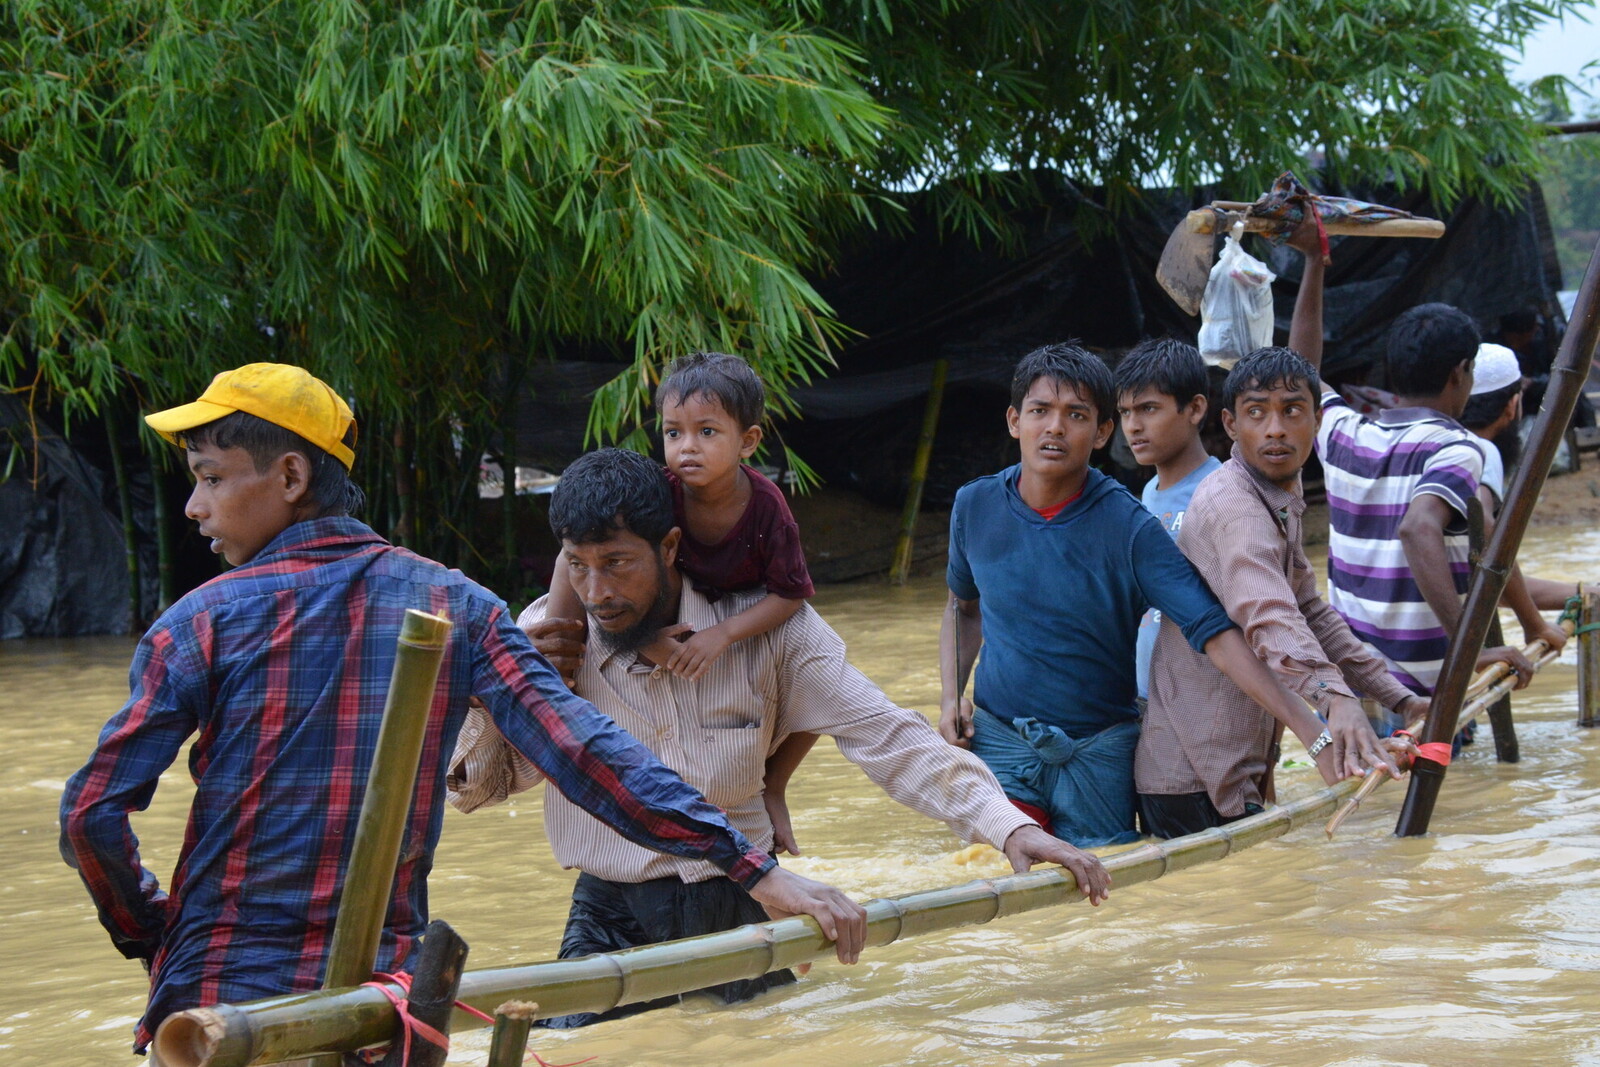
[939,343,1381,847]
[544,351,819,852]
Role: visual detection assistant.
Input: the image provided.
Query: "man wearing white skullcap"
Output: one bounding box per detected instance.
[1459,343,1573,641]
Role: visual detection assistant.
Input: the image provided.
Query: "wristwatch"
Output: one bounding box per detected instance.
[1306,729,1334,760]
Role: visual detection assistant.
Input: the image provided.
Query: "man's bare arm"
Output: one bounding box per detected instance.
[939,594,982,746]
[1399,494,1535,686]
[1287,218,1328,386]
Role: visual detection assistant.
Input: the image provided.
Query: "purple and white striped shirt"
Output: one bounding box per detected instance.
[1315,392,1484,692]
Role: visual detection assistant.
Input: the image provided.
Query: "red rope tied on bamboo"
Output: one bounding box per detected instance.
[363,971,494,1063]
[1415,742,1453,766]
[361,973,598,1067]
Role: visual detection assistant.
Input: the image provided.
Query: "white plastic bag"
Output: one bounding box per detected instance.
[1197,224,1276,368]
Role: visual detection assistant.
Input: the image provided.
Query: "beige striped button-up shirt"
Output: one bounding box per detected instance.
[1137,450,1416,816]
[449,587,1030,884]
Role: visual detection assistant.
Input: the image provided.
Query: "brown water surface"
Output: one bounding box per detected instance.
[6,526,1600,1066]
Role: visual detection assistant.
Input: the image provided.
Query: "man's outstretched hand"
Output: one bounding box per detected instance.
[1001,824,1112,905]
[746,867,867,964]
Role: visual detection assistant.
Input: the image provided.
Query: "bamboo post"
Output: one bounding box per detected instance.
[1396,234,1600,836]
[371,921,468,1067]
[104,403,143,631]
[1579,586,1600,728]
[151,776,1367,1067]
[322,609,453,989]
[1484,611,1519,762]
[486,1002,539,1067]
[890,358,949,585]
[1467,494,1518,762]
[150,455,176,614]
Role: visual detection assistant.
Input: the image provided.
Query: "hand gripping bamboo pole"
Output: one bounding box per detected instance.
[150,778,1365,1067]
[1395,234,1600,836]
[322,609,454,989]
[1326,619,1572,837]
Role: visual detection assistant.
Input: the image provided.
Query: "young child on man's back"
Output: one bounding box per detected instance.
[546,351,818,852]
[939,343,1342,846]
[1114,339,1222,703]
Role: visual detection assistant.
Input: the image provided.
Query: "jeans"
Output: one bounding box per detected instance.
[969,705,1141,847]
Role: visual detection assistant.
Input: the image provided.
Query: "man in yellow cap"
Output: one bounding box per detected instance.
[59,363,868,1054]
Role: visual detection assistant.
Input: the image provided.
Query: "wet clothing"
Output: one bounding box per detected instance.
[969,707,1141,847]
[1138,792,1264,839]
[946,464,1232,846]
[946,465,1234,738]
[1135,457,1222,699]
[449,585,1033,1025]
[1316,393,1484,692]
[59,517,771,1052]
[1138,451,1414,820]
[539,871,795,1029]
[667,465,813,601]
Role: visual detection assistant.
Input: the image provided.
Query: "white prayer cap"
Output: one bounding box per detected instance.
[1472,343,1522,395]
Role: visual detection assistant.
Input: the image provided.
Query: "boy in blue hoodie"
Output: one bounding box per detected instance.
[940,343,1337,846]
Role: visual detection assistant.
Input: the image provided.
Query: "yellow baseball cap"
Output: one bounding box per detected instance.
[145,363,357,470]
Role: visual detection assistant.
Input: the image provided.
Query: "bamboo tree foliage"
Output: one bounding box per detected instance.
[0,0,1584,587]
[802,0,1587,234]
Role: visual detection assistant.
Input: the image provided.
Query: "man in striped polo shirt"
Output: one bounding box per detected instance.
[1307,301,1533,699]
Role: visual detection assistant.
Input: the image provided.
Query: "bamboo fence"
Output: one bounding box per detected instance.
[153,775,1366,1067]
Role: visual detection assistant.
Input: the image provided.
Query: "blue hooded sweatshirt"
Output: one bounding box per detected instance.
[948,465,1233,737]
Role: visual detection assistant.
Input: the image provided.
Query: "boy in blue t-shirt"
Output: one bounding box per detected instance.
[1114,338,1223,702]
[939,344,1321,847]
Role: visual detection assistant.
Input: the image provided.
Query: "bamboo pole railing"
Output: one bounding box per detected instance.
[1326,621,1571,836]
[152,776,1365,1067]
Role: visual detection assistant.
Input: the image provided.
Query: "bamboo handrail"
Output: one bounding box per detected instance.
[1325,619,1571,836]
[152,776,1365,1067]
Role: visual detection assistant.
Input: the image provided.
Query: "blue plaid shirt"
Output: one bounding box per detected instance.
[59,517,773,1050]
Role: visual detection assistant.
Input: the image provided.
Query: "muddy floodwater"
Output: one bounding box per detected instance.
[6,525,1600,1066]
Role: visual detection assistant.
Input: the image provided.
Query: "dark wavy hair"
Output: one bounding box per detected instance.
[1386,303,1480,397]
[1010,342,1115,423]
[549,448,675,545]
[1114,338,1208,406]
[1221,347,1322,413]
[1460,381,1520,431]
[655,351,766,429]
[180,412,365,518]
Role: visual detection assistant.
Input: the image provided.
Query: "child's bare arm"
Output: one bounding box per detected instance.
[763,732,819,855]
[666,592,805,681]
[544,549,586,624]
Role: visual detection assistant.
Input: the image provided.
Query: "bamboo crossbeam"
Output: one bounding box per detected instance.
[152,777,1364,1067]
[1183,210,1444,239]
